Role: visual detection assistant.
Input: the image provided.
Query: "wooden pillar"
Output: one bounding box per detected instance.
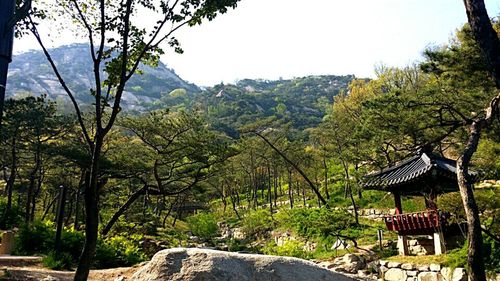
[394,192,403,214]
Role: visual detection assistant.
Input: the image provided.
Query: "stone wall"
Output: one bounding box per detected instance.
[378,260,466,281]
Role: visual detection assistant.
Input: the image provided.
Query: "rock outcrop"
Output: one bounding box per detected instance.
[131,248,354,281]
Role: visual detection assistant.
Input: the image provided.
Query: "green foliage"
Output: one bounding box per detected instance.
[483,237,500,273]
[94,235,146,269]
[275,207,354,240]
[14,221,57,255]
[443,243,467,269]
[14,220,145,269]
[0,199,23,229]
[186,213,219,240]
[43,251,73,270]
[227,238,248,252]
[241,209,274,236]
[262,240,308,259]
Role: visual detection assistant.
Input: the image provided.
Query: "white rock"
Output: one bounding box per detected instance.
[387,261,402,268]
[418,271,443,281]
[417,265,430,271]
[402,263,415,270]
[131,248,355,281]
[429,264,441,272]
[384,268,407,281]
[407,270,418,276]
[441,267,467,281]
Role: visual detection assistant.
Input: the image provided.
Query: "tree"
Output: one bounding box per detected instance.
[458,1,500,280]
[0,0,31,133]
[26,1,240,279]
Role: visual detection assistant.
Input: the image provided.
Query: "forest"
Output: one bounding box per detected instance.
[1,0,500,281]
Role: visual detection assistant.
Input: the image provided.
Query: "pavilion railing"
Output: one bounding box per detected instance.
[384,209,445,234]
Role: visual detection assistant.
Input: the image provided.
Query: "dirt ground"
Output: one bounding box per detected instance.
[0,264,143,281]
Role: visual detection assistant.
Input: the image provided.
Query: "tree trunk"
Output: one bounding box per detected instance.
[55,185,68,253]
[342,160,359,225]
[3,135,17,228]
[254,132,327,206]
[230,190,241,220]
[74,137,103,281]
[101,185,147,236]
[267,164,273,215]
[456,121,486,281]
[288,169,293,209]
[323,157,330,200]
[459,1,500,280]
[30,166,44,222]
[26,142,41,223]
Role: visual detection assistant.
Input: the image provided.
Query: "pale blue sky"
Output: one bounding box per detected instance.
[14,0,500,86]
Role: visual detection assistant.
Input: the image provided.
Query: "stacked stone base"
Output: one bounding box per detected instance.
[379,260,466,281]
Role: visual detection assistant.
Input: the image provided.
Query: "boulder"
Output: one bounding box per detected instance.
[332,254,366,274]
[440,267,467,281]
[131,248,354,281]
[384,268,407,281]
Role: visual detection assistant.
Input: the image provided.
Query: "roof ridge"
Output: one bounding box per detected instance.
[365,153,421,177]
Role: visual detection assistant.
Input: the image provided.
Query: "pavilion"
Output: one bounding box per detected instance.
[363,150,466,255]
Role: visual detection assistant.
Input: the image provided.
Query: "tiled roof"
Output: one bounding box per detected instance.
[363,152,458,193]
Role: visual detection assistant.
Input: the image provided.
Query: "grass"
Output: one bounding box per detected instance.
[385,245,467,269]
[386,254,448,265]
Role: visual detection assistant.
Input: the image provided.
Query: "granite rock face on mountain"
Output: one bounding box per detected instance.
[7,44,200,111]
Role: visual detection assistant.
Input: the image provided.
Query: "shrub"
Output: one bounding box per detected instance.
[0,199,24,229]
[275,207,354,240]
[14,220,146,269]
[483,237,500,273]
[94,234,146,269]
[443,243,467,269]
[43,251,73,270]
[14,220,55,255]
[241,209,273,236]
[262,240,308,259]
[186,213,219,240]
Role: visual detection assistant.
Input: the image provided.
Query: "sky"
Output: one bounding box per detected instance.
[13,0,500,87]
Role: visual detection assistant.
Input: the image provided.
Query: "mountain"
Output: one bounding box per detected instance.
[6,44,200,111]
[146,75,356,137]
[6,44,357,134]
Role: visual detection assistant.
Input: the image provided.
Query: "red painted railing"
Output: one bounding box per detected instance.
[384,210,445,235]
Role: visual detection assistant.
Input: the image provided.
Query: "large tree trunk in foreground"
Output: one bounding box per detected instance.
[456,123,486,281]
[74,138,103,281]
[459,1,500,280]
